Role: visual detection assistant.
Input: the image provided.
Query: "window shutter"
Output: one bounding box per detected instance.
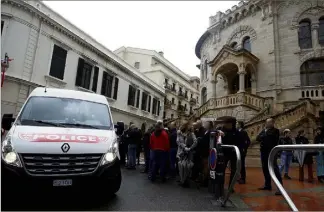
[136,89,140,108]
[113,77,119,100]
[157,100,160,116]
[75,58,84,86]
[92,66,99,92]
[148,96,151,112]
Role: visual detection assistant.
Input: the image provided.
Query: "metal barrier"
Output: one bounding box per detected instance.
[221,144,241,207]
[268,144,324,212]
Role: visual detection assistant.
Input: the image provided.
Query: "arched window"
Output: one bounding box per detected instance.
[201,87,207,104]
[298,19,312,49]
[204,60,208,80]
[300,58,324,86]
[242,37,251,52]
[230,42,238,49]
[319,17,324,45]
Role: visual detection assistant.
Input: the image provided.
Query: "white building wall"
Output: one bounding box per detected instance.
[1,0,164,127]
[114,48,200,119]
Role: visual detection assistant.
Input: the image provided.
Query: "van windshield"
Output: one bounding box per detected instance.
[17,96,113,130]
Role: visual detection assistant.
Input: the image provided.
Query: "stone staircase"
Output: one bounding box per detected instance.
[245,99,318,167]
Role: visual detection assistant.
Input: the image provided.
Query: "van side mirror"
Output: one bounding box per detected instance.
[2,116,15,131]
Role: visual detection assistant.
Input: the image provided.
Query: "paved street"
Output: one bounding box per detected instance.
[2,166,238,211]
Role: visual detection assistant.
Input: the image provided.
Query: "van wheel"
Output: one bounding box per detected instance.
[111,170,122,194]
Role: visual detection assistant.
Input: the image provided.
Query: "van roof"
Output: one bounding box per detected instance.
[29,87,108,105]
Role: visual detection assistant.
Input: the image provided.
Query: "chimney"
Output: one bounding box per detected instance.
[158,51,164,57]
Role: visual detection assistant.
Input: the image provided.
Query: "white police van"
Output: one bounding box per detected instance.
[1,87,121,197]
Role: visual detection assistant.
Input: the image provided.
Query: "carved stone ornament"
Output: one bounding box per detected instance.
[226,25,257,45]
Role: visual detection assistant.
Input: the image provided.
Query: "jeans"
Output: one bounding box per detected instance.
[261,150,283,188]
[151,150,168,181]
[279,151,292,175]
[169,148,177,177]
[240,151,246,180]
[144,148,150,172]
[127,144,137,168]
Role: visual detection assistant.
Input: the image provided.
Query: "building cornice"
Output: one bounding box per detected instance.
[2,0,164,96]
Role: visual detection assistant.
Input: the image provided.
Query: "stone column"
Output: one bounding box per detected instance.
[238,63,246,93]
[312,22,319,49]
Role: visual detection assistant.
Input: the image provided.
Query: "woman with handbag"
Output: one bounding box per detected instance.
[295,130,314,183]
[314,127,324,183]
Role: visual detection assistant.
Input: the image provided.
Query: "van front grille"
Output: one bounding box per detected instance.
[20,153,103,176]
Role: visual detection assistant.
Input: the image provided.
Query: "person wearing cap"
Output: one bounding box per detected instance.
[278,129,294,180]
[150,121,170,182]
[256,118,282,195]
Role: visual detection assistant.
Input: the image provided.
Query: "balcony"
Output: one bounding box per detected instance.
[178,91,187,99]
[165,83,176,93]
[190,98,197,105]
[301,86,324,100]
[177,105,186,114]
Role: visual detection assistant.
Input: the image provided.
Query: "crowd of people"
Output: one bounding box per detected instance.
[115,118,324,195]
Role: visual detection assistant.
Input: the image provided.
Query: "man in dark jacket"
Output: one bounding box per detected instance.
[141,127,152,173]
[127,124,142,169]
[220,117,242,191]
[116,121,126,166]
[237,121,251,184]
[256,118,282,195]
[169,122,178,178]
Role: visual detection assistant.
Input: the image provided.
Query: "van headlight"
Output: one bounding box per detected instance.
[101,138,119,166]
[1,135,22,167]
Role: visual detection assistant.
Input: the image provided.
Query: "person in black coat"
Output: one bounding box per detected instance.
[141,127,153,173]
[256,118,282,195]
[169,122,178,178]
[236,121,251,184]
[116,121,126,166]
[295,129,314,182]
[219,117,242,192]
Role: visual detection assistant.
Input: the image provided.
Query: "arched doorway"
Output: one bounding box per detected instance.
[201,87,207,104]
[215,63,239,95]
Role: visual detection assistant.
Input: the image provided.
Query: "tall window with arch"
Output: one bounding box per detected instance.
[242,37,251,52]
[298,19,312,49]
[300,59,324,87]
[318,17,324,46]
[204,60,208,80]
[201,87,207,104]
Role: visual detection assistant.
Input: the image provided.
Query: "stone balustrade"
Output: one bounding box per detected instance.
[301,86,324,100]
[196,92,266,117]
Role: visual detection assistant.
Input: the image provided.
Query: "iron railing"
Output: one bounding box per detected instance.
[268,144,324,211]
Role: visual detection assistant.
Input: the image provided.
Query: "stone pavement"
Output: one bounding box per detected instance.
[228,167,324,211]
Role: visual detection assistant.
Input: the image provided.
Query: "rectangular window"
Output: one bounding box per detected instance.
[157,100,160,116]
[113,77,119,100]
[127,85,137,106]
[92,66,99,92]
[148,96,151,112]
[101,72,114,98]
[49,45,67,80]
[152,98,158,115]
[136,89,140,108]
[134,62,140,69]
[1,21,4,35]
[75,58,92,90]
[141,92,148,111]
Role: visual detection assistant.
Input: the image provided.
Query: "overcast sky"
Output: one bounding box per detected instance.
[44,1,238,77]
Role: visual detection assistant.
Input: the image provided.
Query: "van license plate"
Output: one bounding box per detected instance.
[210,171,216,179]
[53,179,72,187]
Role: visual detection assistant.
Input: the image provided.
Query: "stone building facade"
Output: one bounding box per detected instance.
[195,0,324,124]
[1,0,165,128]
[114,47,200,122]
